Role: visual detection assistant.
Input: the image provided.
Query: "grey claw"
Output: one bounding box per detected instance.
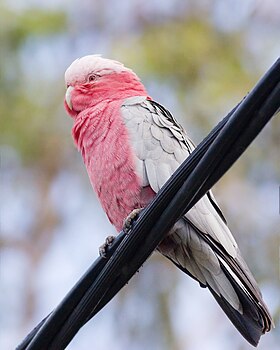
[123,208,143,233]
[99,235,115,258]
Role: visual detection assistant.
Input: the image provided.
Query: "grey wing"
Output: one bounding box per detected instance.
[121,96,239,279]
[121,97,272,344]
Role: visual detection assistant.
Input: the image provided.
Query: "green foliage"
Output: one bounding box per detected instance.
[0,6,66,49]
[0,5,66,165]
[116,17,256,109]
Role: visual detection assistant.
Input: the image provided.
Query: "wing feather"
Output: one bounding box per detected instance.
[121,96,273,343]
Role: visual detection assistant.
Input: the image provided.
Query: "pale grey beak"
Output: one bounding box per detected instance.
[65,86,74,110]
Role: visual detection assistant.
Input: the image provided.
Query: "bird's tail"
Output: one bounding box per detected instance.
[168,254,273,347]
[159,228,273,347]
[209,259,273,347]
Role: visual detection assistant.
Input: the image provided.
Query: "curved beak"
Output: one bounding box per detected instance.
[65,86,74,110]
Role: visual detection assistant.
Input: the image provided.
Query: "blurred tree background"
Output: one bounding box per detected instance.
[1,1,279,349]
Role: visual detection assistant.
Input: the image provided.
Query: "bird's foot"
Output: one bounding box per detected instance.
[99,235,115,258]
[123,208,143,233]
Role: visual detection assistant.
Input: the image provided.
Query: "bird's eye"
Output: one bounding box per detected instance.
[88,74,97,82]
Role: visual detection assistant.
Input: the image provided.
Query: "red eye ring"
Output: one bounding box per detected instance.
[88,74,97,82]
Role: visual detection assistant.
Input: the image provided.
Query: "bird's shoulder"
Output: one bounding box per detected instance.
[121,97,195,192]
[122,96,194,152]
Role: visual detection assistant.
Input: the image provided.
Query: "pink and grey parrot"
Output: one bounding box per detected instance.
[64,55,273,346]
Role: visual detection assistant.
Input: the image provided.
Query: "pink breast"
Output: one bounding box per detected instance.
[73,100,153,231]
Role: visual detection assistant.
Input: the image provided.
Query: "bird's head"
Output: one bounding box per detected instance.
[64,55,147,118]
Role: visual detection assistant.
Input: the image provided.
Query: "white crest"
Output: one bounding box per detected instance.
[65,55,135,86]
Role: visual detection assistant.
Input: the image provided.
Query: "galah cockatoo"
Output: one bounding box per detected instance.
[64,55,273,346]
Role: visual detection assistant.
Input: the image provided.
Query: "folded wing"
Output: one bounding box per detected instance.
[121,96,273,346]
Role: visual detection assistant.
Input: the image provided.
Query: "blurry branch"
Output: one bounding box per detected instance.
[17,58,280,350]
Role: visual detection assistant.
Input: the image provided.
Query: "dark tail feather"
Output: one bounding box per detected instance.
[166,257,270,346]
[208,263,271,347]
[209,287,262,347]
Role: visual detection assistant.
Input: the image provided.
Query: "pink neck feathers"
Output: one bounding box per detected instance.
[71,73,148,230]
